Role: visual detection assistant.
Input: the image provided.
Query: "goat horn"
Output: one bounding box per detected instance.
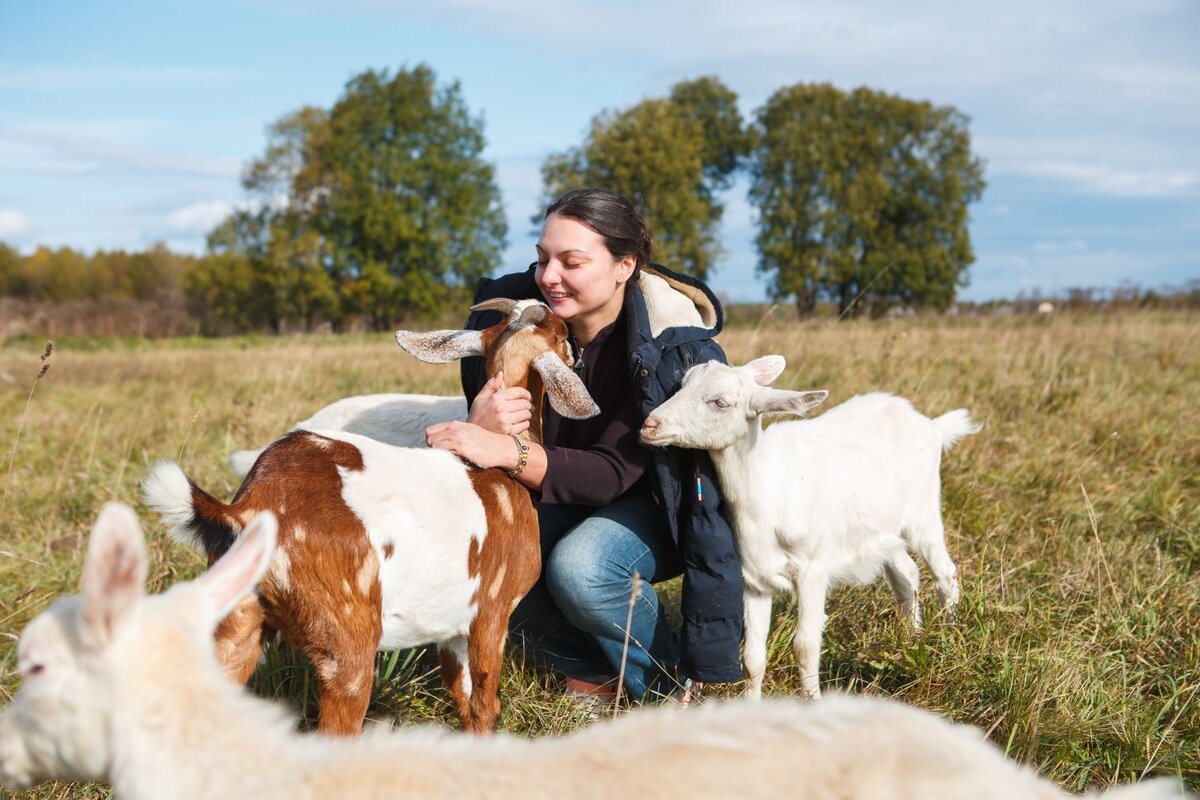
[515,303,547,327]
[470,298,518,316]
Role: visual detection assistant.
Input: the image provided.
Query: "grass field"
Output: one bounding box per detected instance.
[1,310,1197,798]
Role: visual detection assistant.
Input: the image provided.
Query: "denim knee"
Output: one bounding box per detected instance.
[544,534,637,627]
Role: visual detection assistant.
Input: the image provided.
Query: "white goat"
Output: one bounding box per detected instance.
[640,355,981,699]
[228,393,467,477]
[1,503,1185,800]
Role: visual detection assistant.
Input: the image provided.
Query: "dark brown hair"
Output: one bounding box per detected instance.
[544,188,652,274]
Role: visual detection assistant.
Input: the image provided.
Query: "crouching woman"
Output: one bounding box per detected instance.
[426,187,742,701]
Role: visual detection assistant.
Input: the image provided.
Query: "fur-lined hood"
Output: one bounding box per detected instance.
[635,263,722,339]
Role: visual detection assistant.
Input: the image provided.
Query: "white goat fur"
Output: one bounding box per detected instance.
[1,503,1186,800]
[641,355,982,699]
[228,393,467,477]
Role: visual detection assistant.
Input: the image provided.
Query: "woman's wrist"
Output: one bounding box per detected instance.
[506,434,529,477]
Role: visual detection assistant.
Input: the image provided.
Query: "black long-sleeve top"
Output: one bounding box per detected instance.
[538,308,649,506]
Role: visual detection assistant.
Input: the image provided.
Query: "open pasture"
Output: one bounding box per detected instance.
[1,311,1197,798]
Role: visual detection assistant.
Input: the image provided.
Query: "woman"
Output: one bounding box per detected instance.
[425,188,742,702]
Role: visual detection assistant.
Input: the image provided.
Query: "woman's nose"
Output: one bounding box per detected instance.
[538,260,562,286]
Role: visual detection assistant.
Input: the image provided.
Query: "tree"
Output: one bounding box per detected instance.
[322,65,506,328]
[0,242,23,295]
[187,214,265,332]
[194,65,505,332]
[241,105,333,215]
[748,84,985,317]
[539,77,745,280]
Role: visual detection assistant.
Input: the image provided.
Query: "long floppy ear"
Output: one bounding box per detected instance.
[741,355,787,386]
[532,351,600,419]
[194,511,278,625]
[751,388,829,418]
[395,329,484,363]
[82,503,148,646]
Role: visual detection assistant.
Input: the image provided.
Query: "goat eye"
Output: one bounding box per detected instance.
[26,663,45,677]
[707,397,730,410]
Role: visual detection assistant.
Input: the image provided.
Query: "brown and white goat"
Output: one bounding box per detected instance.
[143,299,596,735]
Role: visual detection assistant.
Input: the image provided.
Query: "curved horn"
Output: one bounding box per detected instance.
[515,302,548,327]
[469,298,519,317]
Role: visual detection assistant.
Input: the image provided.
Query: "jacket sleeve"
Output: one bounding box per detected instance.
[674,338,744,682]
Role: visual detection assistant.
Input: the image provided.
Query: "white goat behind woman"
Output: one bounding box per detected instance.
[0,504,1185,800]
[227,393,467,477]
[640,355,980,699]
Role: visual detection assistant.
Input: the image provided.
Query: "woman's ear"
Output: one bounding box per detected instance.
[615,254,637,284]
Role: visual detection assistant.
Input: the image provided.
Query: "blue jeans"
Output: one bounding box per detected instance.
[510,492,684,699]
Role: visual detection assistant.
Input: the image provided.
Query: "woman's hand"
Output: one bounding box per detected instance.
[467,372,533,436]
[426,420,518,471]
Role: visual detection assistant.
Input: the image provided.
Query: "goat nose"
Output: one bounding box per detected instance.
[640,417,660,437]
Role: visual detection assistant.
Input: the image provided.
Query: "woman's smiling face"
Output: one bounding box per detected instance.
[535,213,635,336]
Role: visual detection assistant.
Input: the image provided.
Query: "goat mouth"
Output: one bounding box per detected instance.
[638,427,671,446]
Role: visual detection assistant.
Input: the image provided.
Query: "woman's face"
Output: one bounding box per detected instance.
[535,213,636,330]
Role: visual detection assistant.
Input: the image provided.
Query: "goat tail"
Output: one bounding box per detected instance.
[142,460,238,559]
[228,447,264,478]
[1088,779,1192,799]
[932,408,983,452]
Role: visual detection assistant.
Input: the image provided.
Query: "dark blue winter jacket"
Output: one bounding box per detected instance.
[460,263,744,683]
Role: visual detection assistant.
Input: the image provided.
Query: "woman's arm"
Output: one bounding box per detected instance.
[424,420,550,490]
[425,386,643,503]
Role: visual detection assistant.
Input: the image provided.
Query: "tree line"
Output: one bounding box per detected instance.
[0,242,192,303]
[2,65,989,332]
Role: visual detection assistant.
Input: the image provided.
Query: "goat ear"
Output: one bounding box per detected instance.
[82,503,148,645]
[532,351,600,419]
[395,329,484,363]
[741,355,787,386]
[752,388,828,417]
[194,511,278,624]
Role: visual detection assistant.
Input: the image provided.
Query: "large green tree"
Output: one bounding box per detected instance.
[540,77,745,280]
[193,65,505,332]
[748,84,985,317]
[323,66,506,328]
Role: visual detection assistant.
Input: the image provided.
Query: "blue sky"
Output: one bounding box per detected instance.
[1,0,1196,302]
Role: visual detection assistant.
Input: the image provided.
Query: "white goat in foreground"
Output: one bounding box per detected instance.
[640,355,981,699]
[228,393,467,477]
[1,504,1185,800]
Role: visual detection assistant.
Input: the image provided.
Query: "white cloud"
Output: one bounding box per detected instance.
[0,209,34,238]
[166,200,234,234]
[0,125,243,179]
[1030,239,1089,255]
[332,0,1199,202]
[0,64,246,91]
[1013,162,1197,198]
[963,246,1187,300]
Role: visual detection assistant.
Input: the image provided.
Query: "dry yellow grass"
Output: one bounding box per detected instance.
[1,311,1197,798]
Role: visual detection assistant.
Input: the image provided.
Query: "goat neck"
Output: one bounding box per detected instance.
[707,417,766,517]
